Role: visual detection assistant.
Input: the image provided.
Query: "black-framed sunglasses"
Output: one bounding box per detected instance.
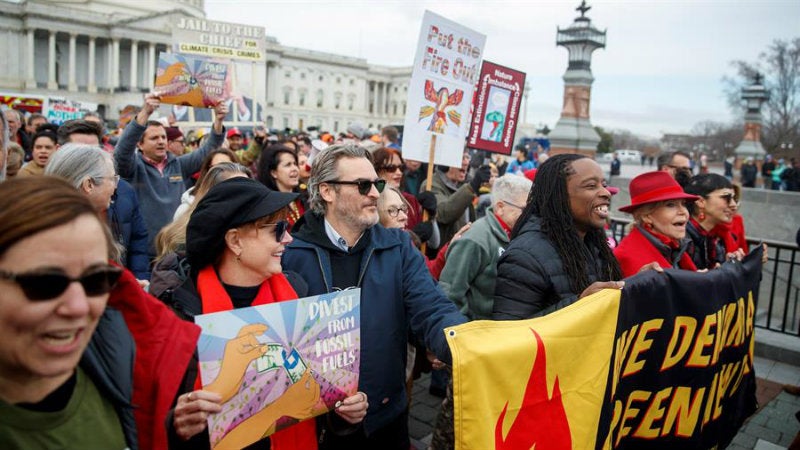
[0,265,123,301]
[380,164,405,173]
[260,220,291,241]
[326,179,386,195]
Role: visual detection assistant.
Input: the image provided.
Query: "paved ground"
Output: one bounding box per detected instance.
[408,355,800,449]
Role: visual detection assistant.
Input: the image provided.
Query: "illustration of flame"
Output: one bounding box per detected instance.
[495,328,572,450]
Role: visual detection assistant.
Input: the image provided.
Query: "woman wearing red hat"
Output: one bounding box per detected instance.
[614,171,701,277]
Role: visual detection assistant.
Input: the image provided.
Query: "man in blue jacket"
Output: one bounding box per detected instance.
[115,92,226,257]
[282,144,467,449]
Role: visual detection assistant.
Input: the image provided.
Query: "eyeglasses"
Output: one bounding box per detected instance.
[326,179,386,195]
[715,193,737,204]
[386,205,409,217]
[380,164,405,173]
[260,220,290,241]
[0,265,123,301]
[667,165,691,172]
[502,200,525,210]
[95,175,120,186]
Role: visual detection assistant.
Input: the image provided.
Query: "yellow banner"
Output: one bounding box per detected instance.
[446,289,621,450]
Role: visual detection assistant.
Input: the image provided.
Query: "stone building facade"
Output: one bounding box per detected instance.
[0,0,411,133]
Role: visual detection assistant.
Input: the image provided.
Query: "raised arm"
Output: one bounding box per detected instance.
[115,92,161,179]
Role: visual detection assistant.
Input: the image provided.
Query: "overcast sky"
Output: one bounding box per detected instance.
[206,0,798,139]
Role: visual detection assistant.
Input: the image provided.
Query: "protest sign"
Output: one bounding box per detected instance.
[447,249,762,450]
[172,17,266,62]
[195,289,361,449]
[0,94,45,114]
[402,11,486,168]
[154,52,230,108]
[44,97,98,125]
[467,61,526,155]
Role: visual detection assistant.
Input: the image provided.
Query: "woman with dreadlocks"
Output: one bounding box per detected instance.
[493,154,624,319]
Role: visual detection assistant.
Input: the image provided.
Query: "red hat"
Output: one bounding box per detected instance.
[226,127,242,138]
[619,171,699,213]
[523,168,537,181]
[165,127,183,142]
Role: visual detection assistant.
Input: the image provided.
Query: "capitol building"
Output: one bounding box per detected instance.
[0,0,418,134]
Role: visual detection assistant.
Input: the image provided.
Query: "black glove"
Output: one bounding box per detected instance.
[416,191,438,216]
[469,165,492,195]
[412,221,434,243]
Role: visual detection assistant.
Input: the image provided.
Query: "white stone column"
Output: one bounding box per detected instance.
[25,29,36,89]
[147,43,156,90]
[88,37,97,93]
[363,80,369,112]
[382,82,389,117]
[68,33,77,92]
[112,38,120,91]
[523,91,529,123]
[129,40,138,91]
[47,31,57,89]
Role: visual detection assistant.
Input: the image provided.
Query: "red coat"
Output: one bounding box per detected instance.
[614,226,696,278]
[108,266,201,450]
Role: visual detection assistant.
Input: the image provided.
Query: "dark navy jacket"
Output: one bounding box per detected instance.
[81,307,137,450]
[108,180,151,280]
[282,212,466,435]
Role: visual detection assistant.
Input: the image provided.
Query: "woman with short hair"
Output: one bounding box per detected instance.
[684,174,745,270]
[167,177,368,449]
[613,171,700,277]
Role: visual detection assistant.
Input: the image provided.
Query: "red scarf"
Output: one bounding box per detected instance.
[195,266,317,450]
[691,218,738,263]
[646,227,698,272]
[711,215,748,253]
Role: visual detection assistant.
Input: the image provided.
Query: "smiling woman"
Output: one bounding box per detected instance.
[0,176,133,448]
[613,171,701,277]
[683,173,743,270]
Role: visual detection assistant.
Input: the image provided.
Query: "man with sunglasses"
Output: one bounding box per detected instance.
[657,150,693,187]
[282,144,467,449]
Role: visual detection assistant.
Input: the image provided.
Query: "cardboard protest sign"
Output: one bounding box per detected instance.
[467,61,526,155]
[154,52,230,108]
[172,17,266,62]
[44,98,98,125]
[195,289,361,449]
[402,11,486,167]
[447,249,761,450]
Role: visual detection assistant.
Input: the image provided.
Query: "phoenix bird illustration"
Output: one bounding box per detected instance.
[419,80,464,134]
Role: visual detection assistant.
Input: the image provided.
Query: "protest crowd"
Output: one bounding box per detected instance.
[0,82,794,449]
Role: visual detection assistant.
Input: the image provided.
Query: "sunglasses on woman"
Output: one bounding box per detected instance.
[259,220,291,241]
[380,164,405,173]
[326,179,386,195]
[0,265,123,301]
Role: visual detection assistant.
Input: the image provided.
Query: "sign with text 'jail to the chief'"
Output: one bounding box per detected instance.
[402,11,486,168]
[172,17,267,62]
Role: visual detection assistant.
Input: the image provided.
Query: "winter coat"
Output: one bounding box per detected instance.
[108,179,150,279]
[281,212,467,435]
[439,208,509,320]
[427,171,476,247]
[685,220,731,270]
[493,215,606,319]
[613,225,694,277]
[114,120,224,256]
[86,264,200,450]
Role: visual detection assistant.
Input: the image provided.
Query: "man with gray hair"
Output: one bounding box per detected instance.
[282,143,467,449]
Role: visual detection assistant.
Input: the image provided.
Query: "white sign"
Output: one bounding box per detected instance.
[172,17,267,62]
[402,11,486,168]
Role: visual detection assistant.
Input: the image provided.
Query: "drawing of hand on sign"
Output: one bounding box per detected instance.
[213,370,321,450]
[205,323,270,403]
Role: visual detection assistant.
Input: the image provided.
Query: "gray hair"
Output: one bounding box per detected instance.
[308,143,373,214]
[0,110,7,182]
[491,174,532,208]
[45,143,114,188]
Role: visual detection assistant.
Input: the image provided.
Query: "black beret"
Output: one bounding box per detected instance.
[186,177,298,271]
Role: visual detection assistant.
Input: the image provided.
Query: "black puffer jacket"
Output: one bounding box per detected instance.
[492,215,606,320]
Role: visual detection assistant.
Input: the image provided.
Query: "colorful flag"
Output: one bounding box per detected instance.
[447,248,761,450]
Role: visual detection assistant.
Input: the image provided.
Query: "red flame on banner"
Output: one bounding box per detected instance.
[495,328,572,450]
